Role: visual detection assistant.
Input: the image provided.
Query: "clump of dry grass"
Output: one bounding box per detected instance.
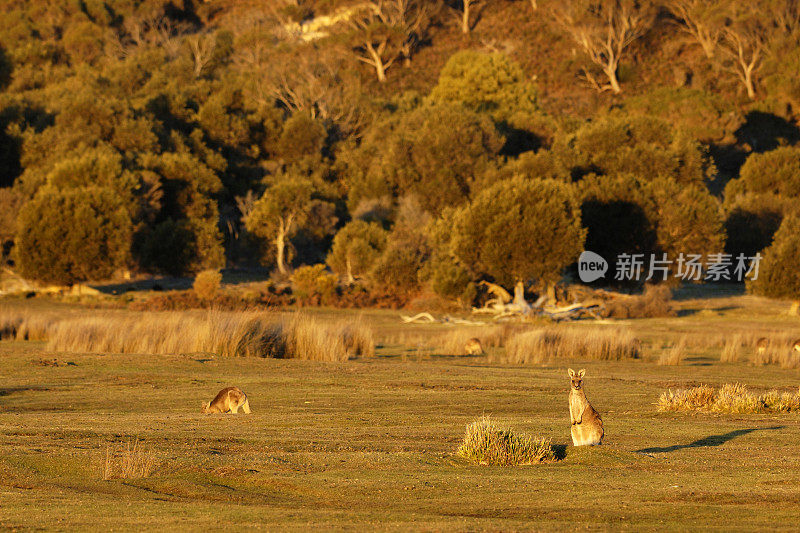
[658,384,800,414]
[456,416,557,466]
[47,310,374,361]
[500,326,640,364]
[193,269,223,300]
[658,336,687,366]
[102,439,159,480]
[746,332,800,369]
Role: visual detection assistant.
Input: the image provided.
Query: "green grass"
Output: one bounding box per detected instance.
[2,293,800,529]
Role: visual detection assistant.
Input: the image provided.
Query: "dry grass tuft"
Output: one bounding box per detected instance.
[46,310,374,361]
[500,326,640,364]
[658,384,800,414]
[658,336,687,366]
[102,438,159,480]
[456,416,557,466]
[720,335,742,363]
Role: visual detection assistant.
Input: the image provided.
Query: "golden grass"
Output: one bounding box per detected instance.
[720,334,742,363]
[658,384,800,414]
[658,336,686,366]
[0,307,60,341]
[456,416,557,466]
[102,438,159,480]
[40,310,374,361]
[499,326,640,364]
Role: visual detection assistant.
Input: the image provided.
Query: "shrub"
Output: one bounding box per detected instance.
[457,416,557,466]
[452,178,585,291]
[193,269,222,301]
[291,264,338,305]
[750,215,800,301]
[326,220,388,283]
[658,384,800,414]
[501,326,640,364]
[603,285,675,319]
[15,186,132,285]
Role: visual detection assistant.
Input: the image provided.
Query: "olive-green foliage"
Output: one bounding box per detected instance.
[429,254,475,304]
[428,51,539,119]
[291,264,338,304]
[276,112,327,163]
[245,178,313,241]
[15,187,132,285]
[649,177,726,259]
[452,178,585,288]
[326,220,388,282]
[750,215,800,300]
[728,147,800,198]
[341,103,504,214]
[371,197,431,294]
[135,219,197,277]
[619,88,743,144]
[559,114,714,184]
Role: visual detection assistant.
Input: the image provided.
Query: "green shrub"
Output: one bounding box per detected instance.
[457,416,557,466]
[291,264,338,305]
[15,186,132,285]
[750,215,800,300]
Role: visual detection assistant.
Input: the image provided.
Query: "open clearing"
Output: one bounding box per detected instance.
[2,293,800,530]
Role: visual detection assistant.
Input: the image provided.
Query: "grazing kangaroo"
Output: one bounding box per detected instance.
[464,337,484,356]
[202,387,251,414]
[568,369,603,446]
[792,339,800,354]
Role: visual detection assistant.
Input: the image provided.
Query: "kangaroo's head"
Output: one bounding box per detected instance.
[568,368,586,390]
[201,401,211,414]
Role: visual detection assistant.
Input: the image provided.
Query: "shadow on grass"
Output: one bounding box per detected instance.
[636,426,785,454]
[552,444,568,461]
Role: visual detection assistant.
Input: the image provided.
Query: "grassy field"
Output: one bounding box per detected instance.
[2,293,800,530]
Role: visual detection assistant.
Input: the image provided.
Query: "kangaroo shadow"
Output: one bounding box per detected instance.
[636,426,785,454]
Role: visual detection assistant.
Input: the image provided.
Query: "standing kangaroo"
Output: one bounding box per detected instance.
[568,369,603,446]
[201,387,251,414]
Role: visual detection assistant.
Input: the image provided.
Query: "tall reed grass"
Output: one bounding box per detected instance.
[499,326,640,364]
[102,438,159,480]
[0,308,377,361]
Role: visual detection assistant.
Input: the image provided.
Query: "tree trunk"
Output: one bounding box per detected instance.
[462,1,470,34]
[513,281,528,307]
[275,225,287,275]
[345,257,355,285]
[605,66,622,94]
[367,43,387,82]
[743,69,756,100]
[790,301,799,316]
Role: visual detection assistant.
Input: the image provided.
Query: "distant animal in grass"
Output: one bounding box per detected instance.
[792,339,800,354]
[568,368,603,446]
[464,337,484,356]
[756,337,769,354]
[201,387,251,414]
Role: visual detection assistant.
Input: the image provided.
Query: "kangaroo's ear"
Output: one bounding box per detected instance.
[578,369,586,378]
[568,368,575,378]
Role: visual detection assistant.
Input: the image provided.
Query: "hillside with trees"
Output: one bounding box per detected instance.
[1,0,799,305]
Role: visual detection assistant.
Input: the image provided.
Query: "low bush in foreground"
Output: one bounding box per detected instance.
[457,416,558,466]
[501,326,640,364]
[658,384,800,413]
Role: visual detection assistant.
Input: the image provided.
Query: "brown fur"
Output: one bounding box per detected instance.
[201,386,251,414]
[465,337,484,356]
[568,368,603,446]
[756,337,769,354]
